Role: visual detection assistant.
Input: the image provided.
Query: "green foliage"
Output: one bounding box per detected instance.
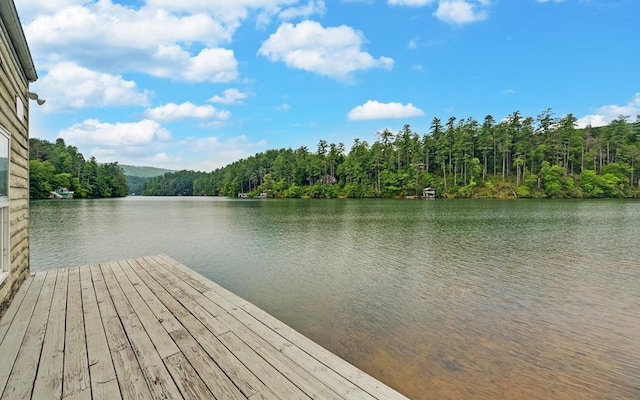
[126,176,148,195]
[29,160,54,199]
[121,165,174,194]
[119,165,173,178]
[579,164,630,198]
[539,162,564,197]
[29,138,128,199]
[139,111,640,199]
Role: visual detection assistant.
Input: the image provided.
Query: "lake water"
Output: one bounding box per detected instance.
[29,197,640,399]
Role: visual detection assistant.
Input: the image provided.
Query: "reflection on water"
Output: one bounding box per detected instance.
[30,197,640,399]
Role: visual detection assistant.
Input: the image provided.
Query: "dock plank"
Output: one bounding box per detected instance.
[146,256,346,400]
[0,255,410,400]
[132,258,229,336]
[152,254,404,400]
[63,267,91,400]
[117,260,182,334]
[163,352,215,399]
[99,263,182,400]
[218,330,311,400]
[130,258,265,398]
[33,268,68,400]
[90,265,152,400]
[79,266,120,400]
[168,328,247,400]
[0,272,45,397]
[1,270,57,400]
[0,274,34,344]
[120,259,249,399]
[110,260,179,359]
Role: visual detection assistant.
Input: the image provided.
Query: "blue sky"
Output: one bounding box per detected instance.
[16,0,640,171]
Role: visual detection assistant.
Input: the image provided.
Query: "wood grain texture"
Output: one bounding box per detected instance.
[0,255,409,400]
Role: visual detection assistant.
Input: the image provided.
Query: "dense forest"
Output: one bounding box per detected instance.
[119,165,173,195]
[143,110,640,199]
[29,138,128,199]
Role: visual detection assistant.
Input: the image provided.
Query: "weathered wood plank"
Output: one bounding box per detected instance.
[217,331,311,400]
[1,271,57,400]
[90,265,152,400]
[168,328,247,400]
[154,254,408,400]
[216,312,344,400]
[214,296,375,400]
[79,266,120,400]
[132,257,228,337]
[0,273,45,397]
[150,255,210,294]
[0,274,33,343]
[163,352,215,400]
[147,256,346,399]
[64,267,91,400]
[99,262,182,400]
[117,260,183,334]
[229,293,407,400]
[110,260,179,359]
[1,255,409,400]
[32,268,68,400]
[129,258,264,398]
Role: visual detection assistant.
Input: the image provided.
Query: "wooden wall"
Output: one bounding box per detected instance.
[0,15,31,316]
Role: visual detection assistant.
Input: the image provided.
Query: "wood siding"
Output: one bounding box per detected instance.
[0,12,31,316]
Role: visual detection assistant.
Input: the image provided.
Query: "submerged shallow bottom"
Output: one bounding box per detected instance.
[30,197,640,399]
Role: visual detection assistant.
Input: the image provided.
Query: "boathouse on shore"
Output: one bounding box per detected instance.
[0,0,38,315]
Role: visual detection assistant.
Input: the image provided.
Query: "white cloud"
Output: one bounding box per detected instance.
[386,0,491,25]
[24,4,231,52]
[435,0,489,24]
[501,89,516,94]
[145,0,296,19]
[348,100,425,120]
[186,48,239,82]
[145,102,231,122]
[82,132,270,171]
[279,0,326,19]
[146,153,181,165]
[186,135,269,170]
[576,114,607,129]
[59,119,171,147]
[22,2,239,82]
[14,0,85,21]
[144,0,323,31]
[209,89,250,105]
[388,0,436,6]
[33,62,149,112]
[577,93,640,128]
[258,20,393,82]
[140,46,238,82]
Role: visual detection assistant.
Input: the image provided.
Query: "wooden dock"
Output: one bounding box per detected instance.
[0,255,409,399]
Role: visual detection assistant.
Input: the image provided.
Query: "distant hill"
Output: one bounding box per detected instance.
[120,165,173,178]
[120,165,173,195]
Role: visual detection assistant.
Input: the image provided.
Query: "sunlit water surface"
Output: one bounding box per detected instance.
[30,197,640,399]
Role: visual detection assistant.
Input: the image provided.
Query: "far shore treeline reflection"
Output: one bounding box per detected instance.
[142,111,640,199]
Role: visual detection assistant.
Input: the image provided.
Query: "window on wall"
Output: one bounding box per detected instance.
[0,127,9,280]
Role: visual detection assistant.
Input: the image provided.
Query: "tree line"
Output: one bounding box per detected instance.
[143,110,640,199]
[29,138,128,199]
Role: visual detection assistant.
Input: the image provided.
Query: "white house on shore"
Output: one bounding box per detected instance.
[0,0,38,315]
